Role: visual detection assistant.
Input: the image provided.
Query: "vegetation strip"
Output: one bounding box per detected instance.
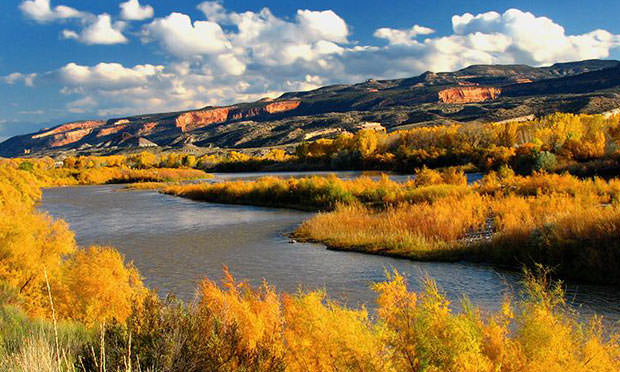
[164,169,620,285]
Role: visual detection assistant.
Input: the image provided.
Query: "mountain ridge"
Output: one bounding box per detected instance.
[2,59,620,158]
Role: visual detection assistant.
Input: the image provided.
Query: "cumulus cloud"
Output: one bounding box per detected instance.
[374,25,435,45]
[196,1,227,22]
[144,3,349,67]
[58,62,164,89]
[2,72,37,87]
[450,9,620,65]
[19,0,86,23]
[296,9,349,43]
[144,12,230,57]
[62,14,128,45]
[120,0,154,21]
[361,8,620,76]
[7,4,620,124]
[20,1,129,45]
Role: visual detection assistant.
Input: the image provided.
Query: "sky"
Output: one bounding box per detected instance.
[1,0,620,140]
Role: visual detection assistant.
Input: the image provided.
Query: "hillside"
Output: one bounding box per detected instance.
[1,59,620,157]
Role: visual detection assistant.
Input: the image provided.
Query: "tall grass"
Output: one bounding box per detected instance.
[295,193,486,260]
[292,172,620,284]
[163,168,468,211]
[3,269,619,371]
[1,161,620,370]
[0,298,90,372]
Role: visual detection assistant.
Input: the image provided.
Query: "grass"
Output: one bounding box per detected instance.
[75,167,210,185]
[1,269,619,371]
[162,169,468,211]
[295,179,620,284]
[122,181,171,190]
[161,170,620,284]
[0,301,90,372]
[1,161,620,371]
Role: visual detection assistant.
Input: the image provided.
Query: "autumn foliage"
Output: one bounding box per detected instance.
[83,268,620,372]
[163,168,468,211]
[0,161,145,325]
[294,171,620,284]
[1,157,620,371]
[293,113,620,173]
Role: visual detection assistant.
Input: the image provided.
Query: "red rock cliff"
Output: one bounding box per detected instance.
[49,128,94,147]
[175,100,301,132]
[32,120,105,139]
[137,122,158,136]
[175,107,231,132]
[265,100,300,113]
[96,125,128,137]
[438,87,502,104]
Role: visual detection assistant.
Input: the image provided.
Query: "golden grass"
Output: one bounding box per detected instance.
[122,181,171,190]
[292,172,620,283]
[1,161,620,371]
[7,269,618,372]
[163,169,468,211]
[295,193,487,260]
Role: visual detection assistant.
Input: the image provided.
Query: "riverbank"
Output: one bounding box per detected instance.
[3,161,619,370]
[163,170,620,285]
[162,168,469,211]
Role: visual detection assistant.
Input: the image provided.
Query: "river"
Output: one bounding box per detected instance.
[39,171,620,326]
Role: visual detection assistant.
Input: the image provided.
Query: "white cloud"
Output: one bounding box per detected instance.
[2,72,37,87]
[144,12,230,57]
[296,10,349,43]
[374,25,434,45]
[62,14,128,45]
[60,29,79,39]
[59,62,164,89]
[215,54,246,76]
[450,9,620,65]
[196,1,227,22]
[19,0,86,23]
[8,5,620,125]
[21,1,128,45]
[145,4,349,68]
[120,0,154,21]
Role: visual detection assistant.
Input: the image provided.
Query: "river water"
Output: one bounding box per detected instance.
[39,172,620,325]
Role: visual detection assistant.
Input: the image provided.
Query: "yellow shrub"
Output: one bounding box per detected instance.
[57,246,145,326]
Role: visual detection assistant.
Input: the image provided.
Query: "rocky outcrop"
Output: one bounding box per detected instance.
[32,120,105,139]
[137,122,158,136]
[265,100,300,113]
[229,107,261,121]
[175,108,231,132]
[229,100,301,121]
[49,128,94,147]
[96,125,128,137]
[175,100,301,132]
[438,87,502,103]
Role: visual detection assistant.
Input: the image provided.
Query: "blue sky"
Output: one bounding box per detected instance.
[1,0,620,140]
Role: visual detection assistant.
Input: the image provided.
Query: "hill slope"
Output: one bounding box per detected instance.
[2,59,620,157]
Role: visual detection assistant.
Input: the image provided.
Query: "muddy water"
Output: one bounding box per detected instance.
[39,172,620,326]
